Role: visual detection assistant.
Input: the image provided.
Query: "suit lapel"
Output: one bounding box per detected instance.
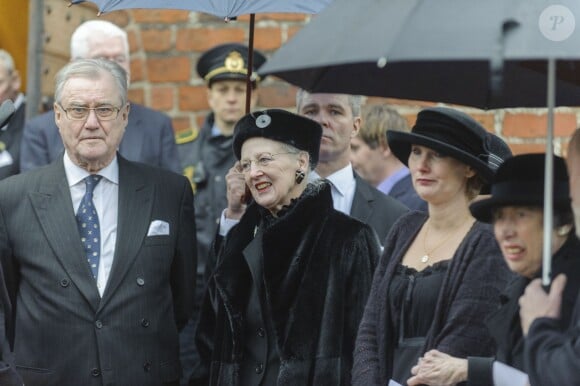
[99,157,153,309]
[350,173,374,223]
[30,160,101,309]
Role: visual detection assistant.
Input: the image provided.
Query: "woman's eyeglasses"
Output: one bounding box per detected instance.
[240,152,296,173]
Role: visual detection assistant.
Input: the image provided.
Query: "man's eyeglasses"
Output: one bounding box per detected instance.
[240,152,297,173]
[58,104,122,121]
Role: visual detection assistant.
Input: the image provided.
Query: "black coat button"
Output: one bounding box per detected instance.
[95,320,103,329]
[91,368,100,377]
[136,277,145,286]
[255,363,264,374]
[141,318,150,327]
[143,362,151,372]
[60,279,70,287]
[257,327,265,337]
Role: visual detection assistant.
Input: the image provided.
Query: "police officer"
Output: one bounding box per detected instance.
[176,43,266,385]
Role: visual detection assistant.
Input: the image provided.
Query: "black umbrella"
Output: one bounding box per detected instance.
[260,0,580,284]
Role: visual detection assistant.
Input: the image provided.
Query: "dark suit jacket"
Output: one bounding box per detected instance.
[20,103,181,173]
[351,174,408,244]
[0,102,25,180]
[0,155,196,385]
[388,174,428,212]
[0,259,23,386]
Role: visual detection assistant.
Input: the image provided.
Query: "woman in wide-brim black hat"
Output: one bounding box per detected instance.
[196,109,381,386]
[352,107,514,385]
[407,153,580,385]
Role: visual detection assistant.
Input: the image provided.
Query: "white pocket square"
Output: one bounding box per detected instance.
[147,220,170,236]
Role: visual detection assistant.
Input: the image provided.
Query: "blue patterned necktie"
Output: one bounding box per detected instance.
[76,175,103,279]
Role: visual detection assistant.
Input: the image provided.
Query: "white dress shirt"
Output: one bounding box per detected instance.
[64,152,119,296]
[310,163,356,216]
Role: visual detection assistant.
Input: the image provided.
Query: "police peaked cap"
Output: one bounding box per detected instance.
[196,43,267,85]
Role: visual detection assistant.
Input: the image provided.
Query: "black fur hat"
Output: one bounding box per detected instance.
[233,109,322,167]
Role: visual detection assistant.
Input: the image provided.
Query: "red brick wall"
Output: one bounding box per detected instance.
[77,9,580,156]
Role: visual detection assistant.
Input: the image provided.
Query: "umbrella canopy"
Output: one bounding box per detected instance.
[70,0,332,112]
[69,0,331,18]
[260,0,580,109]
[260,0,580,285]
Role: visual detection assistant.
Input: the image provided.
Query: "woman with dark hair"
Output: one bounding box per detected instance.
[406,153,580,386]
[196,109,380,385]
[352,107,514,385]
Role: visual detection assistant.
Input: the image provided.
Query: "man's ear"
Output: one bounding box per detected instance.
[11,70,21,92]
[54,103,62,122]
[380,142,392,158]
[122,102,131,121]
[351,116,362,138]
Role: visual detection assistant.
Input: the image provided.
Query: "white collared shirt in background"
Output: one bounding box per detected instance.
[64,152,119,296]
[310,163,356,215]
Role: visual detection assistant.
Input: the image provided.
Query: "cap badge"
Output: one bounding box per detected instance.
[225,51,245,72]
[255,113,271,128]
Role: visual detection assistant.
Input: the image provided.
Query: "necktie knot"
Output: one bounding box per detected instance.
[84,175,102,196]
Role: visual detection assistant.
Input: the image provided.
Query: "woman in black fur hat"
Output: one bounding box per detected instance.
[406,153,580,386]
[352,107,514,385]
[195,109,381,385]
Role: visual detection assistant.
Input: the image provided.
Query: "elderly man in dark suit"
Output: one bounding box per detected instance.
[223,92,408,245]
[0,58,196,385]
[20,20,180,174]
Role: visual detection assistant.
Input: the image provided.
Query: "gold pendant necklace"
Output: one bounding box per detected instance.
[421,216,471,264]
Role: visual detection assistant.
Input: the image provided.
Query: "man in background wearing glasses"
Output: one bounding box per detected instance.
[0,58,196,385]
[20,20,181,174]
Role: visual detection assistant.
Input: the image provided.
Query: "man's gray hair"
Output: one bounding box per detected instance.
[70,20,129,60]
[295,89,363,117]
[0,49,15,74]
[54,58,128,105]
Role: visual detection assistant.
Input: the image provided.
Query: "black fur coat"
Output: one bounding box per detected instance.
[196,181,381,385]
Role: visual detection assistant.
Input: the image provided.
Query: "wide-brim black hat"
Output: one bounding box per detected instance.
[197,43,266,85]
[233,109,322,167]
[387,107,510,183]
[470,154,570,223]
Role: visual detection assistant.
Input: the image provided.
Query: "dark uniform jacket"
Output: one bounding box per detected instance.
[177,113,236,273]
[197,182,380,385]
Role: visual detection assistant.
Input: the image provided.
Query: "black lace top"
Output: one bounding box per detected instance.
[389,261,450,341]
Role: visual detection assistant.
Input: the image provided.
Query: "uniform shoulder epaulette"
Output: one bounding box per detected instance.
[175,127,199,144]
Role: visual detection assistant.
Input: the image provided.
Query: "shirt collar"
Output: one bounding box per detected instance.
[311,163,355,196]
[377,167,410,194]
[63,152,120,187]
